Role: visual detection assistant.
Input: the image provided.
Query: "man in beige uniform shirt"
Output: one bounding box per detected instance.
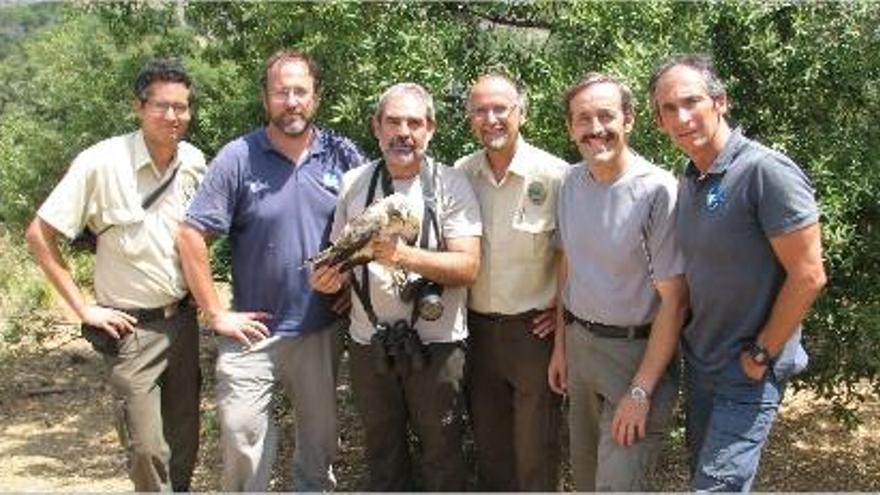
[454,73,567,491]
[25,59,206,491]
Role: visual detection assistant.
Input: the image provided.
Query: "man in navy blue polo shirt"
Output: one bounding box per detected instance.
[177,49,365,491]
[650,53,826,491]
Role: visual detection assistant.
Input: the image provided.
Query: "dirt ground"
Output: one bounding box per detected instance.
[1,325,879,492]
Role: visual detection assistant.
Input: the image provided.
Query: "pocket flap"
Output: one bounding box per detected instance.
[100,207,144,226]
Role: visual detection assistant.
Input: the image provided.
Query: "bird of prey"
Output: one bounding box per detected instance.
[305,192,421,273]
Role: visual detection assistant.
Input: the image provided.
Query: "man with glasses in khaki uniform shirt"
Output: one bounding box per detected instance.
[454,73,567,491]
[25,59,206,491]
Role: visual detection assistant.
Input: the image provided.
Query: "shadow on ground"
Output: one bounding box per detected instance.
[2,327,879,491]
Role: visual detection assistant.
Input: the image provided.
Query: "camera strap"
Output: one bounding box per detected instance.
[351,159,442,328]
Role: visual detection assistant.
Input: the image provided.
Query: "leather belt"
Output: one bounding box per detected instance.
[564,309,651,340]
[118,296,192,323]
[468,309,543,323]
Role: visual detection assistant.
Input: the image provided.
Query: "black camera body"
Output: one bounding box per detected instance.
[369,319,428,375]
[399,276,444,321]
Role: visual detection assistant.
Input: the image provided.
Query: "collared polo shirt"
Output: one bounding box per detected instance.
[333,158,482,345]
[38,130,206,308]
[454,137,568,315]
[185,126,365,337]
[677,128,818,376]
[557,152,683,326]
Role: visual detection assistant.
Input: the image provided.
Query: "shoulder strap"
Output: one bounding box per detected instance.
[351,160,446,330]
[142,165,180,210]
[94,164,181,238]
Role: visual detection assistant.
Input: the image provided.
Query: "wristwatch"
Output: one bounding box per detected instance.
[628,384,650,402]
[747,341,774,366]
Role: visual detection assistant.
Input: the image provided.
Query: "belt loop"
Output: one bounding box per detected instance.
[627,326,635,340]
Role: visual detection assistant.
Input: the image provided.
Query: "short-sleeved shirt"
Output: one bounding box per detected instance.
[332,158,482,345]
[185,126,365,337]
[557,152,683,326]
[455,137,568,315]
[678,129,818,376]
[37,130,206,308]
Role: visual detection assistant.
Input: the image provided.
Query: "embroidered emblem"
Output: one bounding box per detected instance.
[706,184,727,212]
[526,180,547,206]
[322,170,340,191]
[248,180,269,194]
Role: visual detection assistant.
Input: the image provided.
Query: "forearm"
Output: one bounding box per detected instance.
[757,272,825,355]
[632,301,686,393]
[177,224,224,318]
[553,251,568,355]
[632,276,688,393]
[25,218,89,318]
[759,224,827,355]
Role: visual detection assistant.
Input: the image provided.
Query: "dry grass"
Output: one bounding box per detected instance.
[2,325,879,491]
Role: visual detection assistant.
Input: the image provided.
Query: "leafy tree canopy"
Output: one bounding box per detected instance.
[1,1,878,417]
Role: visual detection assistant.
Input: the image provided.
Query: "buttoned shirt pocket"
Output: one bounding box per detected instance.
[512,176,556,231]
[511,179,557,256]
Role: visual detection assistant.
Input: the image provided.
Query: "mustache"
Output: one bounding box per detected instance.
[388,137,415,149]
[580,130,613,143]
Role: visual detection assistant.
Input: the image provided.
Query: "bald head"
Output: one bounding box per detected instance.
[467,73,526,152]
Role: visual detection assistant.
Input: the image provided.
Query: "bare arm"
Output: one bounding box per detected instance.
[176,223,269,345]
[371,235,480,287]
[740,223,826,379]
[177,223,223,318]
[631,275,689,393]
[24,217,136,337]
[548,250,568,395]
[612,275,689,446]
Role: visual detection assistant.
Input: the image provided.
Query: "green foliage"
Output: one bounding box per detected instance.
[0,227,52,344]
[1,1,879,413]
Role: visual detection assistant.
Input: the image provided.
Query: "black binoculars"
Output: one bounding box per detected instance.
[399,276,444,321]
[370,319,428,375]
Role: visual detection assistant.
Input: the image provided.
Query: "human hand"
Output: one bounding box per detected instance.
[332,289,351,315]
[611,393,649,447]
[370,236,408,267]
[310,265,349,294]
[548,346,568,395]
[530,307,557,338]
[739,349,769,382]
[209,310,271,347]
[79,304,138,339]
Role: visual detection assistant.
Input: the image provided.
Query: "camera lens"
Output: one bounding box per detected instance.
[418,294,444,321]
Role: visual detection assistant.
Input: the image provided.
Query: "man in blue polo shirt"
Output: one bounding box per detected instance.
[650,53,827,491]
[177,49,365,491]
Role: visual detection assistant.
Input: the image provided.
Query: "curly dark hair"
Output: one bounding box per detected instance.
[133,58,193,103]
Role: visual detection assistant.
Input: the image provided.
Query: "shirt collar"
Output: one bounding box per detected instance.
[684,127,746,178]
[132,130,154,171]
[258,125,328,159]
[477,136,534,181]
[132,130,181,177]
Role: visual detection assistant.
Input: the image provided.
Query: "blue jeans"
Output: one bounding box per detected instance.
[684,357,785,492]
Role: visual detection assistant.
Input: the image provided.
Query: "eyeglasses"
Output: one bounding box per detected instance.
[267,87,312,101]
[145,100,190,117]
[471,104,518,121]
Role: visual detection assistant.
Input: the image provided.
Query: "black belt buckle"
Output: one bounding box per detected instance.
[469,309,541,323]
[124,296,190,323]
[564,309,650,340]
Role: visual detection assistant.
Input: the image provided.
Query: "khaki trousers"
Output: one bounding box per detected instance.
[566,320,678,491]
[105,305,200,492]
[214,327,340,492]
[466,312,562,491]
